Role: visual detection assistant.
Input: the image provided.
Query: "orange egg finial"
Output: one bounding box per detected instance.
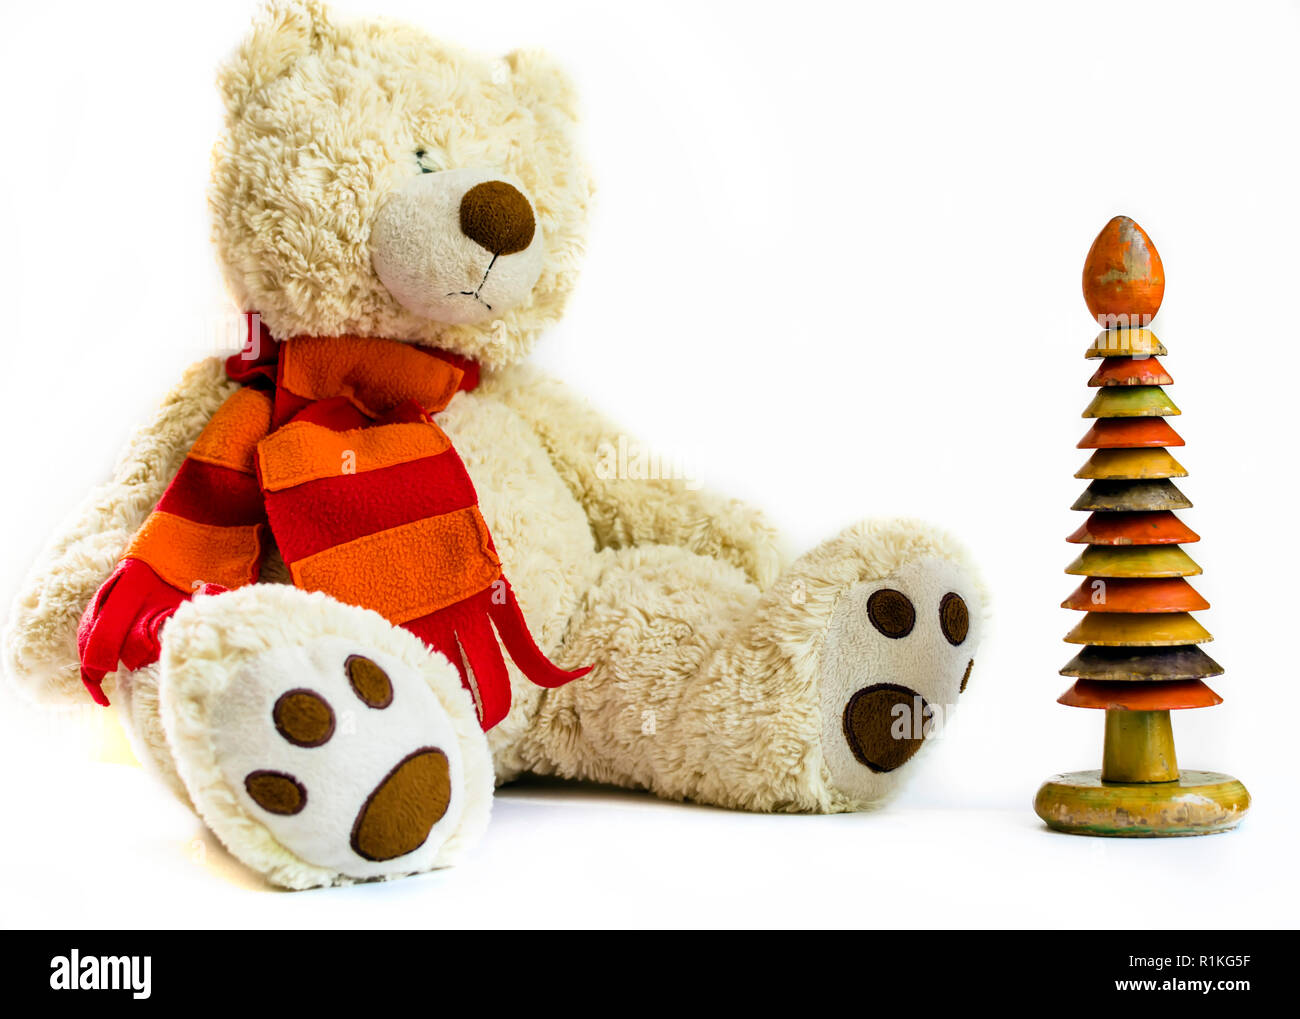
[1082,216,1165,327]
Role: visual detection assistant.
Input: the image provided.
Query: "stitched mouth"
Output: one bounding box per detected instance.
[446,252,499,310]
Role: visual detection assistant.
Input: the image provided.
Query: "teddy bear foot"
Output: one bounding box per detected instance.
[156,585,493,890]
[812,533,984,808]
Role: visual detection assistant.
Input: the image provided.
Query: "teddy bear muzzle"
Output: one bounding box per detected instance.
[371,166,546,326]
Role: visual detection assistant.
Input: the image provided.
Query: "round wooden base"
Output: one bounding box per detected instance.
[1034,769,1249,837]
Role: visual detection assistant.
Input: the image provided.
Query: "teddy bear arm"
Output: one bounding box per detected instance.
[2,357,239,705]
[479,364,785,588]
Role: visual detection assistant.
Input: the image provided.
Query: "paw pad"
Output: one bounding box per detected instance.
[350,748,452,861]
[273,689,335,747]
[346,654,394,708]
[843,684,931,772]
[939,593,969,646]
[867,589,915,638]
[244,655,453,864]
[245,770,308,815]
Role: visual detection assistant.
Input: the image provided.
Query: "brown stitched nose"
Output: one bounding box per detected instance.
[459,180,535,256]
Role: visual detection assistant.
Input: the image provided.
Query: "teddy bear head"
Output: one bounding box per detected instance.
[211,0,591,370]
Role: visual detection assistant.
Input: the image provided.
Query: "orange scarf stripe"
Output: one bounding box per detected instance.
[280,336,464,418]
[258,419,453,493]
[79,327,584,728]
[123,511,263,594]
[187,386,274,475]
[288,507,500,625]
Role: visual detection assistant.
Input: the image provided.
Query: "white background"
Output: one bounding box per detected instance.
[1,0,1297,928]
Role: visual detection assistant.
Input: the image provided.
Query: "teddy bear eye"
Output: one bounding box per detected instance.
[414,149,439,174]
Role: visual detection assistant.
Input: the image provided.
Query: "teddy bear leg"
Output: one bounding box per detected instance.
[526,518,984,813]
[153,584,494,890]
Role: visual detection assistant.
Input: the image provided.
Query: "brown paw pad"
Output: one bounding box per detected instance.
[843,684,931,773]
[867,589,915,638]
[939,592,970,646]
[273,689,335,747]
[350,748,452,862]
[245,770,307,815]
[346,655,394,709]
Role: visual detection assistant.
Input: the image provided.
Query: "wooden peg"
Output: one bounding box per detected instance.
[1101,710,1178,782]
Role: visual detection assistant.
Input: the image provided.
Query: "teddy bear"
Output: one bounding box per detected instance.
[1,0,986,890]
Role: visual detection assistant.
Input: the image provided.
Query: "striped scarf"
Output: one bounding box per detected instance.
[113,318,587,729]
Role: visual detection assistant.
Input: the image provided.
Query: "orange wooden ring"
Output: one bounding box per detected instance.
[1089,356,1173,388]
[1077,417,1185,449]
[1057,678,1222,711]
[1061,577,1210,613]
[1066,511,1200,546]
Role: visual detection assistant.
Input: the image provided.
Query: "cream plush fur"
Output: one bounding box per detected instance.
[2,0,987,889]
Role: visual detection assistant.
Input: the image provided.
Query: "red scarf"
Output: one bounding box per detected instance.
[78,315,588,729]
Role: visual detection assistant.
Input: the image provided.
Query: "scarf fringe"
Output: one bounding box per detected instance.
[406,580,590,729]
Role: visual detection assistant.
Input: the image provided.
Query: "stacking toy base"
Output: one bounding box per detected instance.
[1034,769,1249,837]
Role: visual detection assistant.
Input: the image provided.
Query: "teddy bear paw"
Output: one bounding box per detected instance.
[224,648,470,875]
[157,587,493,889]
[817,554,983,807]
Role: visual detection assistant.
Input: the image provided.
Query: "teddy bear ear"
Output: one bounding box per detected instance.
[503,48,580,124]
[218,0,334,118]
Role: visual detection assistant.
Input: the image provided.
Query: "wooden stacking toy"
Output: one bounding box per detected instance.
[1034,216,1250,836]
